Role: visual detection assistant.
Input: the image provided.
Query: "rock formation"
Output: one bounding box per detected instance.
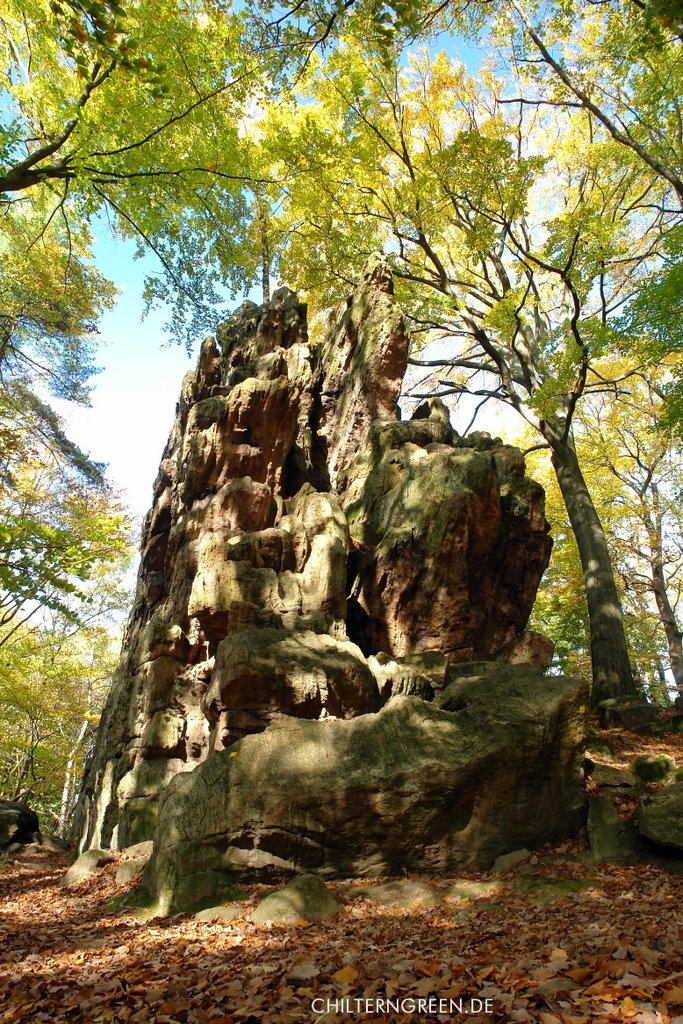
[0,800,40,851]
[74,255,586,907]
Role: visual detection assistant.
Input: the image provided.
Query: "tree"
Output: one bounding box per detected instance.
[0,402,131,645]
[247,0,683,431]
[1,0,279,349]
[486,0,683,204]
[579,366,683,695]
[0,610,126,833]
[253,41,677,701]
[526,361,683,702]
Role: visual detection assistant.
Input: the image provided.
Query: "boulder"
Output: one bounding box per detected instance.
[587,796,641,864]
[597,699,659,731]
[0,801,40,850]
[586,762,637,789]
[638,782,683,851]
[249,874,342,924]
[115,840,154,884]
[631,754,676,783]
[493,849,532,873]
[144,670,587,914]
[195,904,243,923]
[203,628,381,749]
[343,424,551,659]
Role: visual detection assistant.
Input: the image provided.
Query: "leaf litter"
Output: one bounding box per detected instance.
[1,726,682,1024]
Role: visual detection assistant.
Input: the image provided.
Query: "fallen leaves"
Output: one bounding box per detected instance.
[1,848,682,1024]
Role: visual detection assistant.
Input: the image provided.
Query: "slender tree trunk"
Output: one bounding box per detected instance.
[256,195,270,303]
[647,489,683,693]
[651,659,672,707]
[547,433,638,705]
[59,720,89,837]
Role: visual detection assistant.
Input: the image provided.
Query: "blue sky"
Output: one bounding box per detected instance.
[53,232,203,526]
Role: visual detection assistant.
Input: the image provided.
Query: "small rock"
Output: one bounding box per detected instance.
[0,801,40,850]
[631,754,676,783]
[597,699,659,731]
[249,874,342,924]
[115,861,146,885]
[338,880,437,908]
[589,763,637,788]
[587,796,641,864]
[119,841,154,862]
[493,849,531,873]
[195,905,243,923]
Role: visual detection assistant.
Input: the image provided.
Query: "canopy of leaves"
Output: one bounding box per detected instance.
[0,0,279,349]
[0,614,123,829]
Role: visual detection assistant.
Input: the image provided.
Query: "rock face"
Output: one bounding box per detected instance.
[74,255,572,893]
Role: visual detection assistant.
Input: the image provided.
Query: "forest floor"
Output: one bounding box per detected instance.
[2,725,683,1024]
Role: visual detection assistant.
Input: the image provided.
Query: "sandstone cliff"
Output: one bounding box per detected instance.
[74,256,581,894]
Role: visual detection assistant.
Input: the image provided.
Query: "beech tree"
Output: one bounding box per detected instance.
[527,363,683,702]
[580,369,683,695]
[0,0,276,634]
[0,0,277,348]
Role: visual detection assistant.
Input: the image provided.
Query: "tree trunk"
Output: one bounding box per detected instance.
[548,433,638,705]
[59,720,89,837]
[256,195,271,303]
[647,489,683,693]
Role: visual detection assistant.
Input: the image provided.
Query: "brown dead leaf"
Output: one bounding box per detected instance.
[287,959,320,982]
[564,967,594,984]
[664,986,683,1006]
[332,966,358,985]
[415,959,441,977]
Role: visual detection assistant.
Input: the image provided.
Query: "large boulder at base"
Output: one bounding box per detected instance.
[637,782,683,851]
[597,700,659,731]
[0,801,40,850]
[144,670,588,914]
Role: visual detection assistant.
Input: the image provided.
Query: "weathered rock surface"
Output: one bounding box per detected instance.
[587,796,642,865]
[144,670,587,914]
[74,256,558,861]
[344,419,551,659]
